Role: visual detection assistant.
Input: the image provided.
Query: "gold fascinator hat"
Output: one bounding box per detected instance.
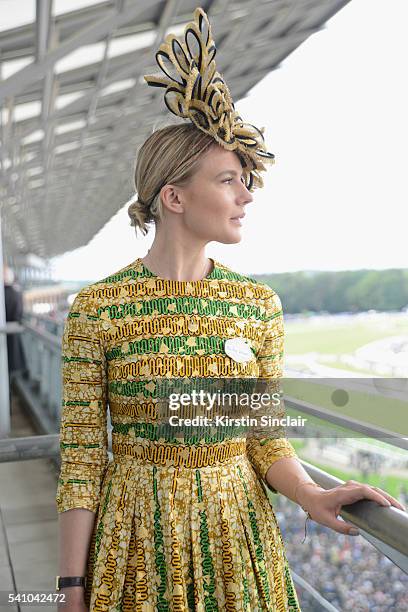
[143,7,275,191]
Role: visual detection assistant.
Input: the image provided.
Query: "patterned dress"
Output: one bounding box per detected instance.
[56,257,302,611]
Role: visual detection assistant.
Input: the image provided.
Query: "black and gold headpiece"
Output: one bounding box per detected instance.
[143,7,275,191]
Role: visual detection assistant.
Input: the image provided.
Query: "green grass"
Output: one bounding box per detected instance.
[282,380,408,436]
[285,316,408,356]
[286,406,354,437]
[289,438,306,452]
[316,359,381,375]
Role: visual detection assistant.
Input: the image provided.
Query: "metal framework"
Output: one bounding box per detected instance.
[0,0,350,259]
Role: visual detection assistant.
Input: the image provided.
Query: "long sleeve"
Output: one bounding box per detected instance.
[246,288,298,494]
[56,288,109,513]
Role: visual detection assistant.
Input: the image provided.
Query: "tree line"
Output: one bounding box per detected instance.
[252,269,408,314]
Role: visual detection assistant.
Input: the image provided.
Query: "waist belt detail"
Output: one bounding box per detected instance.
[112,439,246,468]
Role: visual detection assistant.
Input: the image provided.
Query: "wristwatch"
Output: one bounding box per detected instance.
[55,576,87,591]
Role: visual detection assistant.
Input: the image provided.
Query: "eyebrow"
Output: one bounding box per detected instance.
[215,169,244,178]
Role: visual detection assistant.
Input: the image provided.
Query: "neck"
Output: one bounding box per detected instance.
[141,233,212,282]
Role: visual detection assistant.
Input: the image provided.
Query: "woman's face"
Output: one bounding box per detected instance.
[164,144,254,244]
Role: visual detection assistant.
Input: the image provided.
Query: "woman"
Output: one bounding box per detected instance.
[55,8,405,611]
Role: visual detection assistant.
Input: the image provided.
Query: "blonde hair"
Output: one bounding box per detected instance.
[129,122,217,236]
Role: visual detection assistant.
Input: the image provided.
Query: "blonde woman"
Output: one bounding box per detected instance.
[56,9,405,612]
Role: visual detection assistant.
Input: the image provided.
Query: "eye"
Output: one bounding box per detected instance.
[222,176,245,184]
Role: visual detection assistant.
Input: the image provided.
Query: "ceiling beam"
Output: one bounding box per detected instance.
[35,0,52,62]
[0,0,163,104]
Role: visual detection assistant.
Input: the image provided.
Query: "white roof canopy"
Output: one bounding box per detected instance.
[0,0,350,259]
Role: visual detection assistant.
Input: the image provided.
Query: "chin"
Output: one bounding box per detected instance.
[217,231,242,245]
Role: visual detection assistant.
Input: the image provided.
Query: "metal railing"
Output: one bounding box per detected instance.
[4,316,64,432]
[284,394,408,451]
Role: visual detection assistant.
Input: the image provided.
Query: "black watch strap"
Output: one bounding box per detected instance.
[56,576,86,591]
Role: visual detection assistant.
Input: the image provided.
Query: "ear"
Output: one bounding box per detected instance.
[160,184,185,214]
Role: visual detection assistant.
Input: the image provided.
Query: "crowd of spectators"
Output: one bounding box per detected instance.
[273,495,408,611]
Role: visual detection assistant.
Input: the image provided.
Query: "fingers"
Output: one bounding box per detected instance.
[370,486,406,512]
[344,480,405,511]
[322,514,360,536]
[364,484,405,511]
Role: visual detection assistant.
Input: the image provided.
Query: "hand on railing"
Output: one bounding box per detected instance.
[295,479,407,536]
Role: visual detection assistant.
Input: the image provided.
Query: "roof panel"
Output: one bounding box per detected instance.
[0,0,35,33]
[1,56,33,79]
[54,42,106,74]
[54,0,106,15]
[0,0,352,259]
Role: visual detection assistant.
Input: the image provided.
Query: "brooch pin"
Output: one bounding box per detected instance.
[224,338,254,363]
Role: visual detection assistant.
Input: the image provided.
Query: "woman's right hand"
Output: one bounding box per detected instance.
[297,479,405,535]
[57,587,88,611]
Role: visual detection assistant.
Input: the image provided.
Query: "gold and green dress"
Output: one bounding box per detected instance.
[56,257,302,611]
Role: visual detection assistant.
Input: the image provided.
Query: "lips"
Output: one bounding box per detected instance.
[231,213,246,220]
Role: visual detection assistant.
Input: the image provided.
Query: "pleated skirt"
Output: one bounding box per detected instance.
[84,449,301,611]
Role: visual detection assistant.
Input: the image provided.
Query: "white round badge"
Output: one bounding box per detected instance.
[224,338,254,363]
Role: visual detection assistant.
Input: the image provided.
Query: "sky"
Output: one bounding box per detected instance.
[7,0,406,282]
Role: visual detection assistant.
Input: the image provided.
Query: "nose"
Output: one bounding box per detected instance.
[240,181,254,204]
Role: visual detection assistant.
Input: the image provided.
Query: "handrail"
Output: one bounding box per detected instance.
[290,571,339,611]
[0,321,24,334]
[21,320,61,348]
[273,459,408,574]
[284,395,408,451]
[0,433,60,462]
